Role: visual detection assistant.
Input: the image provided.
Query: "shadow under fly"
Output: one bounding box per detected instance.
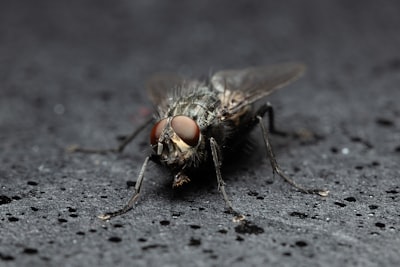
[68,62,329,221]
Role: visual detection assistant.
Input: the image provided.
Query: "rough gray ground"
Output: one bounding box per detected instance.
[1,1,399,266]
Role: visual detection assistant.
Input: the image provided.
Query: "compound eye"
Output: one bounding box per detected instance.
[150,118,168,145]
[171,116,200,146]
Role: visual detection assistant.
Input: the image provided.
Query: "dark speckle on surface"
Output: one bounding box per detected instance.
[234,220,265,235]
[1,1,400,266]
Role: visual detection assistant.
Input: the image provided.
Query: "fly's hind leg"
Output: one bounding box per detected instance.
[255,106,329,196]
[67,117,153,154]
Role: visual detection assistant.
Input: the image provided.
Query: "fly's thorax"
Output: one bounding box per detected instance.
[164,85,220,129]
[150,115,205,168]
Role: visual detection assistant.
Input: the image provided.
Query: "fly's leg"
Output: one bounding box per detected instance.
[255,102,287,136]
[67,117,153,154]
[256,114,329,197]
[210,137,245,220]
[98,156,150,220]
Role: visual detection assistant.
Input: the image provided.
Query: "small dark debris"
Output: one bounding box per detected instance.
[126,180,136,188]
[69,214,78,218]
[68,207,77,212]
[8,217,19,222]
[334,202,347,207]
[355,166,363,170]
[58,218,68,223]
[289,211,308,219]
[23,248,38,255]
[295,240,308,247]
[0,253,14,261]
[375,222,385,229]
[138,238,147,242]
[190,224,201,229]
[330,147,339,154]
[188,238,201,247]
[76,231,85,236]
[350,137,373,149]
[236,235,244,242]
[376,118,394,127]
[160,220,170,226]
[0,195,12,205]
[218,229,228,234]
[371,161,380,167]
[350,136,362,142]
[108,236,122,243]
[344,197,356,202]
[247,191,259,197]
[27,181,38,186]
[386,190,399,194]
[113,223,123,228]
[293,166,301,172]
[89,229,97,233]
[234,220,264,235]
[256,196,264,200]
[395,146,400,153]
[31,207,39,211]
[141,244,168,251]
[369,205,379,210]
[12,196,21,200]
[283,252,292,256]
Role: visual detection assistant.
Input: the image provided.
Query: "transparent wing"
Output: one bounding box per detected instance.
[146,72,184,106]
[211,62,306,104]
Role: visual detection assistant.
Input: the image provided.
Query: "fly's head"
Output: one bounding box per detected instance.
[150,115,203,170]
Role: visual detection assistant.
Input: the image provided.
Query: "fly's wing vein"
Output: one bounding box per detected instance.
[211,62,306,106]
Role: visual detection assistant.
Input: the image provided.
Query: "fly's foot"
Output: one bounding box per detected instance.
[172,173,191,188]
[98,213,112,221]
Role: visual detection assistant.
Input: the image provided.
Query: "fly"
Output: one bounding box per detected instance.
[69,62,329,220]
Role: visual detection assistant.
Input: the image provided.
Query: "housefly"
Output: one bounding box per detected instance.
[69,62,329,220]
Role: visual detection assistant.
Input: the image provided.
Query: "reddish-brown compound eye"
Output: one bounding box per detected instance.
[171,116,200,146]
[150,118,167,145]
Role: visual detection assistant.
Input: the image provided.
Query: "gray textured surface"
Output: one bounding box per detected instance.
[1,1,400,266]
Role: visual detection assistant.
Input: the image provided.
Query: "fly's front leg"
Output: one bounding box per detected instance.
[98,156,150,220]
[256,114,329,197]
[209,137,244,220]
[67,117,153,154]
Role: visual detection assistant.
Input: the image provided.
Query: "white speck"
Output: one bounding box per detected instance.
[38,164,50,173]
[54,104,65,115]
[341,148,349,155]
